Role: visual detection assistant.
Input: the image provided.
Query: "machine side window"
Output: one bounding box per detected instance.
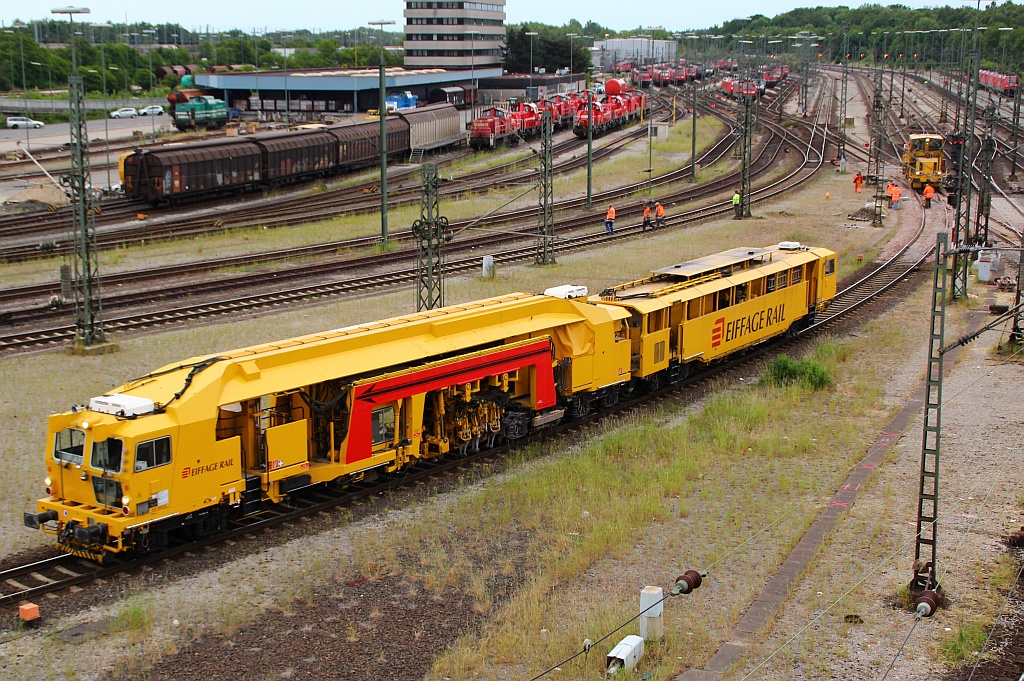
[646,309,667,333]
[778,271,788,289]
[734,283,748,303]
[791,267,802,285]
[54,428,85,465]
[825,258,835,275]
[371,407,396,445]
[766,274,776,293]
[686,299,701,320]
[135,437,172,472]
[91,438,124,472]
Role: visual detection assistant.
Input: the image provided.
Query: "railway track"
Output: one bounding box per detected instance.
[0,120,751,328]
[0,119,661,262]
[0,101,733,319]
[0,92,690,254]
[0,83,824,351]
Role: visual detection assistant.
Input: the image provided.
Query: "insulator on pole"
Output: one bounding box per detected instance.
[671,570,705,596]
[914,589,942,618]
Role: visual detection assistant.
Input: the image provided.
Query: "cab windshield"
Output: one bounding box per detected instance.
[54,428,85,465]
[91,438,124,472]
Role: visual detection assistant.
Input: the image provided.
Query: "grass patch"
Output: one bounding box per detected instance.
[761,354,835,391]
[939,618,991,665]
[111,595,154,642]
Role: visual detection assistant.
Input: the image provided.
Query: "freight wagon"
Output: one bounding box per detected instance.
[122,104,463,203]
[25,242,837,562]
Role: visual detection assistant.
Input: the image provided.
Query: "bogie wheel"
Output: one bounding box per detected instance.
[570,397,590,419]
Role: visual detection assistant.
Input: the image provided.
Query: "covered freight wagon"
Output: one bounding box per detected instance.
[327,118,410,168]
[122,138,262,201]
[395,104,465,152]
[249,129,339,182]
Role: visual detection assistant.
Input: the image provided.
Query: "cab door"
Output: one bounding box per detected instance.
[807,262,820,312]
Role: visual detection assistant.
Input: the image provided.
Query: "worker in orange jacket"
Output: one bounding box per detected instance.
[605,206,616,234]
[885,181,895,208]
[923,184,935,208]
[891,184,902,210]
[853,172,863,193]
[642,204,652,231]
[655,202,666,228]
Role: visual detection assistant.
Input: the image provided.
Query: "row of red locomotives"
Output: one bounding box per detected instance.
[979,69,1019,96]
[468,91,596,149]
[572,79,645,138]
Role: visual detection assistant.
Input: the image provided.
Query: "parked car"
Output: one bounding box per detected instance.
[5,116,45,129]
[139,105,164,116]
[110,107,138,119]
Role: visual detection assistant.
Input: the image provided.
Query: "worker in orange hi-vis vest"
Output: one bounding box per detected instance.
[655,202,666,228]
[853,172,863,193]
[891,185,902,210]
[605,206,616,234]
[886,181,895,208]
[642,204,652,231]
[923,184,935,208]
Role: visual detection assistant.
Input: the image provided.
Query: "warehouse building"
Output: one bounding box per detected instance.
[193,65,502,120]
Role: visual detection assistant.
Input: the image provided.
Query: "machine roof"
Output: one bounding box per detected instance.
[651,247,775,278]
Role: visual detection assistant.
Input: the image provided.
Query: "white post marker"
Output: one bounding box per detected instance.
[606,634,645,674]
[639,585,664,641]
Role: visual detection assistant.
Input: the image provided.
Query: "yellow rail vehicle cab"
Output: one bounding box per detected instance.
[595,243,837,386]
[902,134,946,190]
[26,294,632,561]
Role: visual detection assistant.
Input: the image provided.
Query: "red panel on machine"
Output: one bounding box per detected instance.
[345,339,557,463]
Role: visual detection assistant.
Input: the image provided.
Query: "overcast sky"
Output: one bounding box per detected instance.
[6,1,970,34]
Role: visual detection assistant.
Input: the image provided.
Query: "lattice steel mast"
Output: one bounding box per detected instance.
[869,68,887,227]
[1009,85,1022,182]
[951,29,982,300]
[973,106,997,248]
[798,42,811,116]
[911,232,948,595]
[835,33,849,166]
[57,7,104,346]
[413,163,450,311]
[738,80,756,219]
[535,110,555,265]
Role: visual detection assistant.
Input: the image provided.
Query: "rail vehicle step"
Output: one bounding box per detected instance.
[409,148,425,163]
[240,474,262,516]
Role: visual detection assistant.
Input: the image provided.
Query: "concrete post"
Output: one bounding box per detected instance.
[639,585,664,641]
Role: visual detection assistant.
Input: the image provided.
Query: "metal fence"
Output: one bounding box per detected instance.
[0,97,166,115]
